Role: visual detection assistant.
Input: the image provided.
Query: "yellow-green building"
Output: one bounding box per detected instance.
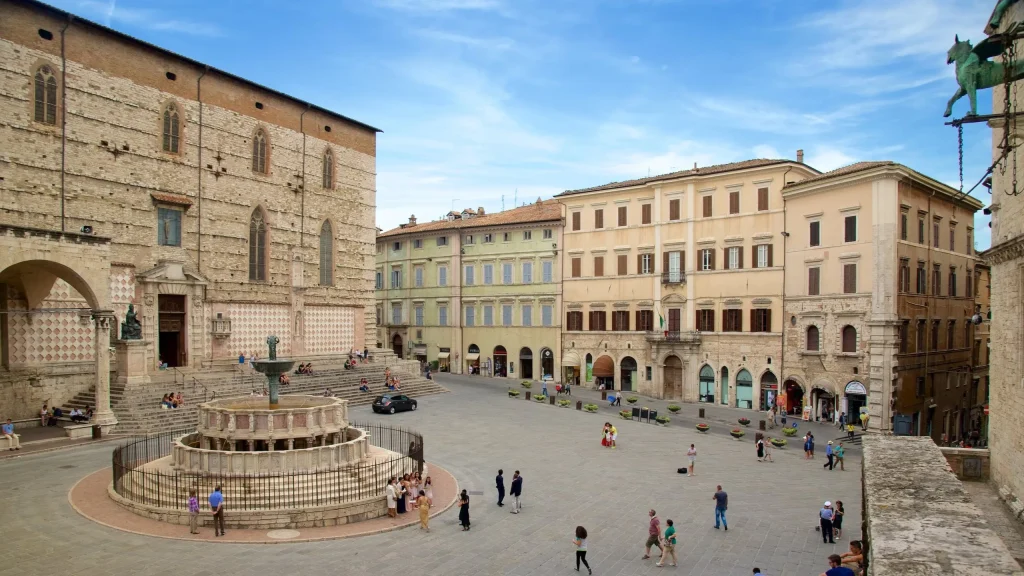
[375,201,563,379]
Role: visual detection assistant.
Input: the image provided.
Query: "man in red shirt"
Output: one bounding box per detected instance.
[642,509,662,560]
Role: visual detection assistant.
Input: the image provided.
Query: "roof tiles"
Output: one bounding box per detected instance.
[556,159,804,196]
[378,201,561,238]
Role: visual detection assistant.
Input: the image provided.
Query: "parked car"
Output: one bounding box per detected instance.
[372,394,417,414]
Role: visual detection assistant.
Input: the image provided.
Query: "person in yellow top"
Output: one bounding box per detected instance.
[416,489,430,532]
[609,424,618,449]
[859,411,869,431]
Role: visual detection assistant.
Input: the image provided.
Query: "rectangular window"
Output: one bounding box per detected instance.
[949,227,955,252]
[916,263,926,294]
[483,264,493,285]
[755,244,772,268]
[669,199,680,221]
[503,263,513,284]
[542,261,553,283]
[933,221,940,247]
[589,310,607,331]
[465,306,475,327]
[899,321,908,353]
[502,305,513,326]
[438,266,447,287]
[572,212,581,231]
[375,271,383,290]
[618,254,628,276]
[667,251,682,281]
[522,305,533,327]
[917,320,926,352]
[900,212,908,241]
[618,206,627,227]
[668,309,680,332]
[392,241,401,251]
[916,376,925,397]
[594,209,604,229]
[758,187,769,211]
[949,267,957,297]
[464,265,474,286]
[157,207,181,246]
[726,246,741,270]
[439,305,448,326]
[639,253,653,274]
[413,239,422,249]
[522,262,533,283]
[843,263,856,294]
[465,235,475,245]
[523,230,532,241]
[808,267,820,296]
[729,191,740,214]
[594,256,604,277]
[542,305,553,327]
[899,260,910,293]
[483,305,493,326]
[391,303,402,325]
[375,307,381,326]
[543,229,552,239]
[931,320,940,351]
[437,236,448,246]
[566,311,583,331]
[414,267,423,287]
[918,217,925,243]
[810,221,820,247]
[722,309,742,332]
[571,258,581,278]
[700,248,714,271]
[414,306,423,326]
[844,215,857,242]
[503,232,510,242]
[702,195,712,218]
[696,309,715,332]
[642,204,652,224]
[612,310,630,331]
[751,309,771,332]
[636,310,654,331]
[391,269,401,289]
[482,234,492,243]
[933,266,941,296]
[947,320,956,350]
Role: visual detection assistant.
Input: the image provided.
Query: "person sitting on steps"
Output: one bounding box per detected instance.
[359,378,370,393]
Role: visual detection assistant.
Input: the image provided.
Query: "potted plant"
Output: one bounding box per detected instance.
[534,394,547,403]
[782,426,798,437]
[770,438,788,448]
[583,403,599,413]
[618,409,632,420]
[557,399,571,408]
[667,404,681,413]
[730,428,745,439]
[626,396,639,404]
[508,389,520,398]
[738,417,751,426]
[521,381,532,389]
[696,423,710,433]
[655,415,671,426]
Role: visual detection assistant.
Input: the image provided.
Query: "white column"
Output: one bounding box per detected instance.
[92,312,117,426]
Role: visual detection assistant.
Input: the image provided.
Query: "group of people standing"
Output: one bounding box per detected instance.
[495,469,524,513]
[385,472,434,531]
[600,423,618,448]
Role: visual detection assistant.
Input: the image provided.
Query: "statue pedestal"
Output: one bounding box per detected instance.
[115,340,151,389]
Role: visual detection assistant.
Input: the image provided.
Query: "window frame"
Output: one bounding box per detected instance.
[161,102,182,154]
[156,206,183,247]
[809,220,821,247]
[806,325,820,351]
[252,128,269,174]
[841,325,857,353]
[248,208,268,282]
[33,64,59,126]
[844,215,858,243]
[322,148,334,189]
[319,220,334,286]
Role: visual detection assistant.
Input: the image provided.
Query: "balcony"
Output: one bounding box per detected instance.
[661,272,685,285]
[645,329,701,345]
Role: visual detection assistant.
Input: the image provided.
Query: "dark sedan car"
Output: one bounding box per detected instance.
[372,394,417,414]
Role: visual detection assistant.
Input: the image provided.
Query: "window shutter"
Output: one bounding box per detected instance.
[681,251,685,272]
[572,212,580,231]
[758,187,768,211]
[730,191,739,214]
[844,264,856,293]
[642,204,652,224]
[767,244,774,267]
[669,199,679,220]
[571,258,581,278]
[710,249,716,270]
[618,206,627,227]
[594,256,603,277]
[750,309,756,332]
[618,254,627,275]
[702,196,712,218]
[637,254,643,274]
[738,248,744,270]
[595,209,603,229]
[662,252,669,275]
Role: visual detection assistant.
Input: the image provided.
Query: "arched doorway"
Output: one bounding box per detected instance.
[760,371,778,411]
[664,355,683,399]
[466,344,480,374]
[783,379,804,415]
[736,369,753,409]
[620,356,637,391]
[540,348,554,380]
[699,365,715,403]
[391,333,403,359]
[493,345,508,377]
[720,366,730,406]
[844,380,868,425]
[520,347,534,380]
[811,387,835,422]
[593,355,614,389]
[585,353,594,384]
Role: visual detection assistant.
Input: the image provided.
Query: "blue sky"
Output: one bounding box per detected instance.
[54,0,997,248]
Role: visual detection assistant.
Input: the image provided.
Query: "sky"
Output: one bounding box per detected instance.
[50,0,999,249]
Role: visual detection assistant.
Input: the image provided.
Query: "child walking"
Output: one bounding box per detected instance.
[187,489,200,534]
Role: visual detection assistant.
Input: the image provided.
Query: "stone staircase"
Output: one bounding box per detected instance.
[58,350,447,436]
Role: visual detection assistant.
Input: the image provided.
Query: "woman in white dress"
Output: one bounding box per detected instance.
[424,476,434,507]
[409,474,420,509]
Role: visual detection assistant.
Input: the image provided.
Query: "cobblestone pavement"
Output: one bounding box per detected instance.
[0,376,862,576]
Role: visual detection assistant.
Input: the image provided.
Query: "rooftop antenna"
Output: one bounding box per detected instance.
[502,195,505,211]
[514,188,518,208]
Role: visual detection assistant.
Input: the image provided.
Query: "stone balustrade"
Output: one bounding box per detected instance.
[171,426,370,474]
[196,396,348,446]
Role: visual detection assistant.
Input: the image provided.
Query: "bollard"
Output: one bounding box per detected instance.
[525,391,531,400]
[601,391,608,401]
[699,408,705,419]
[576,400,583,410]
[549,395,556,405]
[759,420,766,431]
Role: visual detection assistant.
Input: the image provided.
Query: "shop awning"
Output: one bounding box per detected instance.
[465,353,480,362]
[413,345,427,355]
[437,352,450,360]
[562,351,581,367]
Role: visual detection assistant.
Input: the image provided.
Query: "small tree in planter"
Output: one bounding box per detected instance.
[655,415,671,426]
[618,409,632,420]
[521,381,532,389]
[696,423,710,433]
[770,438,788,449]
[626,396,639,404]
[738,417,751,427]
[667,405,681,413]
[508,389,521,398]
[730,428,745,439]
[583,403,599,413]
[534,394,547,403]
[782,426,798,437]
[557,399,571,408]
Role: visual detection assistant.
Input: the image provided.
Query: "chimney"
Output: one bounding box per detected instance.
[408,214,417,226]
[796,149,804,164]
[477,207,485,215]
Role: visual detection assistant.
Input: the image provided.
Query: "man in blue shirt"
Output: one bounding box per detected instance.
[496,469,505,507]
[2,419,19,451]
[819,501,835,543]
[209,486,225,537]
[823,441,835,470]
[819,554,855,576]
[713,485,728,530]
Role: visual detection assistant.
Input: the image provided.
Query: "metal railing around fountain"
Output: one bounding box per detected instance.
[111,422,425,511]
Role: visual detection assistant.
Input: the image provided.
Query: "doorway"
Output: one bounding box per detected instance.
[493,345,508,377]
[158,294,186,367]
[760,372,778,411]
[620,356,637,392]
[540,348,554,380]
[520,347,533,380]
[664,356,682,399]
[593,355,614,389]
[735,369,753,409]
[392,333,403,359]
[720,366,729,406]
[783,380,804,415]
[699,365,715,403]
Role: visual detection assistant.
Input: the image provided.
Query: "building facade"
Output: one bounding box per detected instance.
[0,0,378,422]
[375,202,563,380]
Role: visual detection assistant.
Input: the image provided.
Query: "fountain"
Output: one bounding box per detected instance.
[251,335,294,408]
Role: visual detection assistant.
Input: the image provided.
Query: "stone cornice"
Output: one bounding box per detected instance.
[982,233,1024,265]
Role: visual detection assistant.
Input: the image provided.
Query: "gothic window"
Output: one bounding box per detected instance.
[319,220,333,286]
[34,64,58,125]
[249,209,268,281]
[322,148,334,189]
[252,129,268,174]
[162,103,181,153]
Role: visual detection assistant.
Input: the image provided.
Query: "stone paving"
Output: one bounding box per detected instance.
[0,375,862,576]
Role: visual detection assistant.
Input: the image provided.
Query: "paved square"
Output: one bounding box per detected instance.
[0,376,861,576]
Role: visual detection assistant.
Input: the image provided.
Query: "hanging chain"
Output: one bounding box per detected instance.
[958,124,965,193]
[1011,30,1020,195]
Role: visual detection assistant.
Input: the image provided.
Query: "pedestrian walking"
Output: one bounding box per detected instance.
[458,489,471,531]
[713,485,728,530]
[838,411,846,429]
[656,519,678,567]
[763,437,775,462]
[756,436,765,462]
[386,477,398,518]
[573,526,592,574]
[835,443,845,471]
[496,469,505,507]
[417,490,430,532]
[642,509,662,560]
[687,444,697,476]
[187,489,200,534]
[819,553,856,576]
[819,501,835,543]
[209,485,225,537]
[832,500,845,540]
[824,441,835,470]
[781,410,788,427]
[510,470,523,513]
[846,423,855,440]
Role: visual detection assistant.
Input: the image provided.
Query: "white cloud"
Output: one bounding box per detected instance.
[604,140,745,179]
[752,145,783,159]
[416,29,516,50]
[687,94,886,136]
[804,147,858,172]
[73,0,222,36]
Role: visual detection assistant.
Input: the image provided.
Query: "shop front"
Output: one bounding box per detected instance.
[811,387,835,422]
[843,381,868,422]
[562,351,581,385]
[540,348,554,380]
[759,372,778,411]
[783,379,804,415]
[699,365,715,403]
[493,345,508,377]
[593,355,614,389]
[735,369,753,409]
[465,344,481,375]
[437,349,451,372]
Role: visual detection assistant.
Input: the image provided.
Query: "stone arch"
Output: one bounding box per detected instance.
[664,355,683,399]
[0,259,106,311]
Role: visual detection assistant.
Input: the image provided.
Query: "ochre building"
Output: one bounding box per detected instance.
[0,0,378,423]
